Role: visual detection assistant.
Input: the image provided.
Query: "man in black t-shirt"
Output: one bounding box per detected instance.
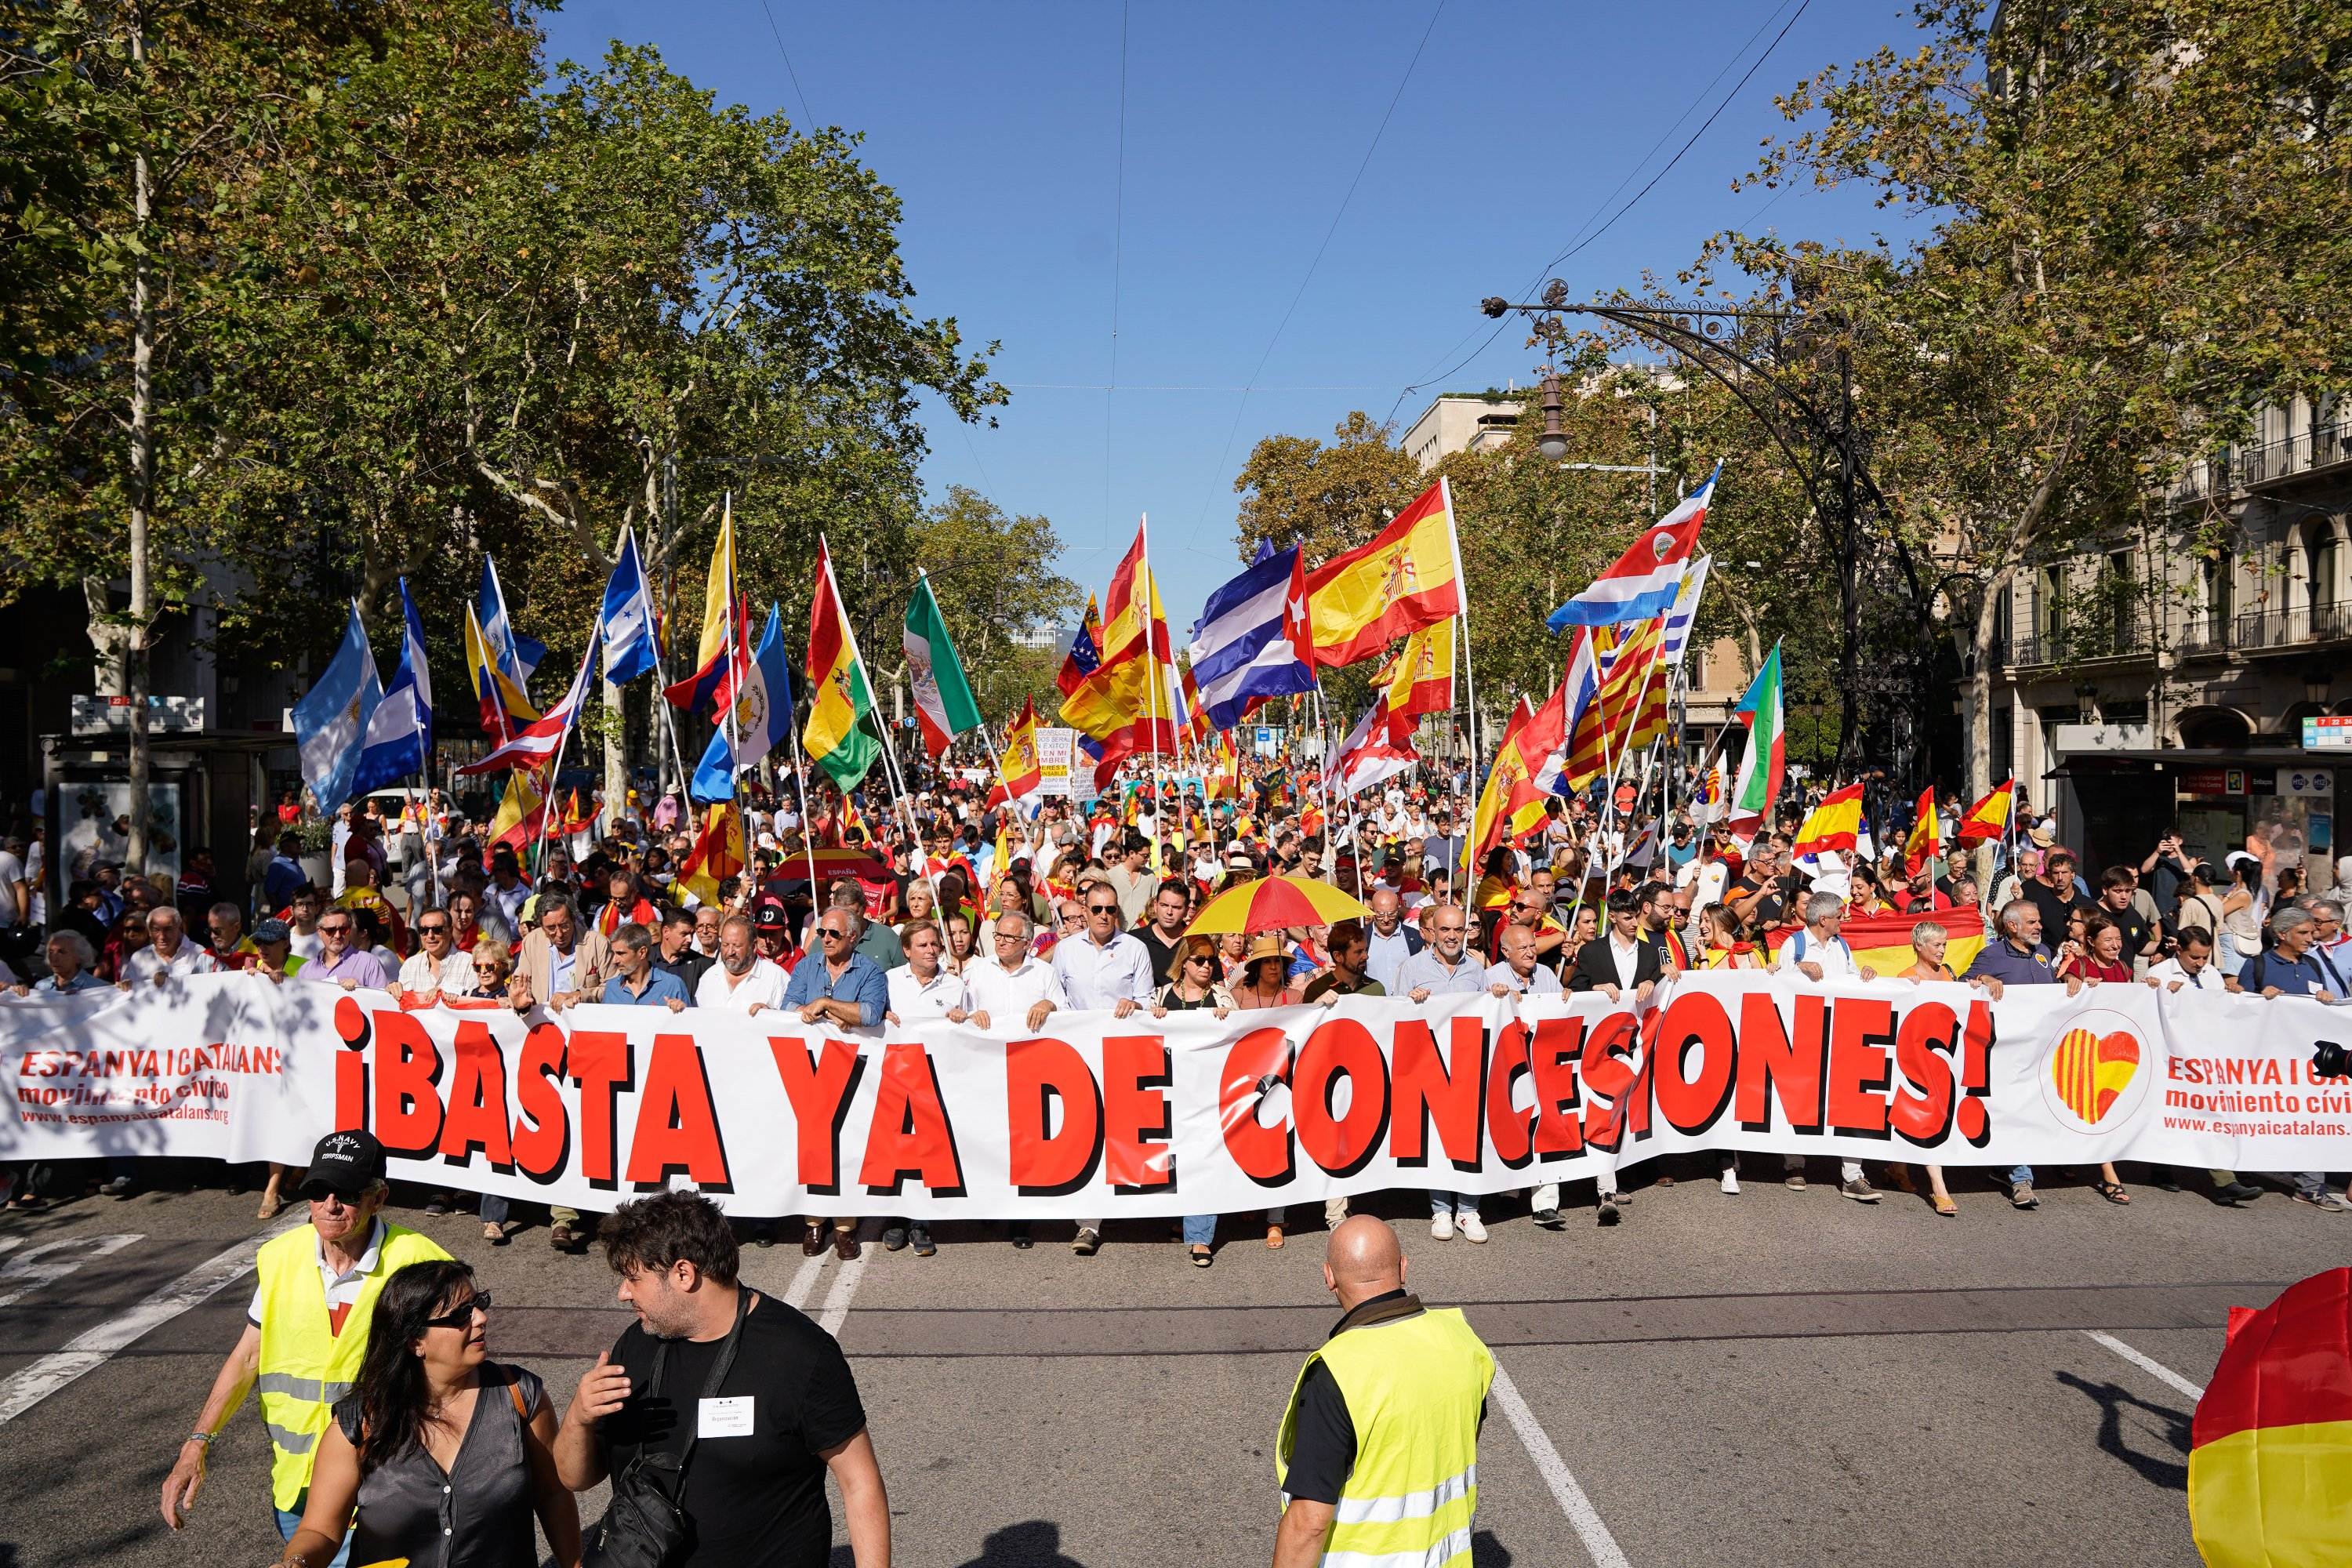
[2025,849,2091,944]
[554,1192,888,1568]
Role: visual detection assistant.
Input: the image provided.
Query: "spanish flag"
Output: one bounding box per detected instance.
[1303,478,1464,668]
[1791,784,1866,859]
[1207,731,1241,800]
[1468,695,1552,877]
[1763,904,1985,977]
[2189,1267,2352,1568]
[1377,619,1455,741]
[485,767,547,855]
[1099,522,1174,664]
[1955,779,2015,846]
[804,539,881,789]
[985,699,1044,810]
[677,803,744,907]
[1903,785,1940,874]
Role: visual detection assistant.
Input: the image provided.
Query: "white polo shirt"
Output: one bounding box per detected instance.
[695,956,789,1014]
[887,964,970,1023]
[965,953,1069,1031]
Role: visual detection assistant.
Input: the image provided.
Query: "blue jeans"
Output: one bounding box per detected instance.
[276,1501,353,1568]
[1428,1190,1479,1219]
[1181,1213,1216,1246]
[2009,1165,2034,1186]
[479,1193,510,1225]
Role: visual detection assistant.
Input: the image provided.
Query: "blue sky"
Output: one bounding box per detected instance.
[540,0,1920,625]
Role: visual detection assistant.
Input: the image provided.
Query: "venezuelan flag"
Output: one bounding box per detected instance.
[464,601,538,742]
[804,540,880,789]
[2190,1268,2352,1568]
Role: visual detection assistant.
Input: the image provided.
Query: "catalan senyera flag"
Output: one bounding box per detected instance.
[1764,904,1986,978]
[1563,617,1668,791]
[1903,786,1940,874]
[2189,1267,2352,1568]
[1377,619,1455,742]
[1099,522,1174,665]
[665,500,746,716]
[1791,784,1866,860]
[804,539,881,789]
[676,803,744,907]
[1955,779,2016,846]
[1303,477,1464,668]
[985,699,1044,811]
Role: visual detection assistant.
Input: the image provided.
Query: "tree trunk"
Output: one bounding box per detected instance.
[603,678,627,838]
[1963,566,2013,891]
[124,5,154,877]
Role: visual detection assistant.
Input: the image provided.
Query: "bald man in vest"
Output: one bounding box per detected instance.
[1274,1217,1496,1567]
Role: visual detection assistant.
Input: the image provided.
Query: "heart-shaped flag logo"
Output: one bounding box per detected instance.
[2051,1027,2141,1124]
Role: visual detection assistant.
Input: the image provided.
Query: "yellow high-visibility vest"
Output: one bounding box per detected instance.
[1276,1306,1495,1568]
[253,1222,449,1509]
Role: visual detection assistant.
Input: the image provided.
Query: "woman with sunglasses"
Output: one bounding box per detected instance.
[278,1259,579,1568]
[1152,937,1236,1267]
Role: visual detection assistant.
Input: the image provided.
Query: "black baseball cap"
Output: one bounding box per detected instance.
[299,1129,387,1200]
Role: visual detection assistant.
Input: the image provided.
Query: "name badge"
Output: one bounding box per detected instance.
[698,1396,755,1439]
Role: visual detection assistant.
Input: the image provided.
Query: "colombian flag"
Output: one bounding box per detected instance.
[1955,779,2016,846]
[1791,784,1866,860]
[804,540,881,789]
[665,501,746,716]
[464,601,538,743]
[2190,1268,2352,1568]
[1303,478,1464,668]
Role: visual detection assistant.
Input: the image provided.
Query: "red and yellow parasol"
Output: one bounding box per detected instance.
[1183,875,1371,937]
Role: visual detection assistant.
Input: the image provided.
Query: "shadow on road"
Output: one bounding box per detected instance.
[2056,1370,2191,1490]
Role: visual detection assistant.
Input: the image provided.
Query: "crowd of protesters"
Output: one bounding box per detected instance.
[2,755,2347,1246]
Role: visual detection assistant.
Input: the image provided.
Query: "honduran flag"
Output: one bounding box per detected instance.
[1547,462,1719,631]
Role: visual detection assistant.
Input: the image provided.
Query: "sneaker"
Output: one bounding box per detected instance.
[1784,1171,1806,1192]
[1596,1194,1622,1226]
[1720,1171,1740,1196]
[1840,1178,1881,1204]
[1430,1212,1456,1241]
[1072,1226,1102,1255]
[881,1225,909,1252]
[2293,1190,2351,1213]
[101,1174,136,1200]
[1458,1214,1488,1243]
[2010,1182,2039,1210]
[909,1223,937,1257]
[1531,1207,1565,1230]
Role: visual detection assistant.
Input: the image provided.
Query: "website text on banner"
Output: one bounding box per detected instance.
[2,975,2346,1218]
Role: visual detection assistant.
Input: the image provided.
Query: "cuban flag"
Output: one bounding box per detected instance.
[599,526,661,684]
[354,579,433,795]
[1188,545,1316,732]
[1547,462,1719,631]
[691,604,796,802]
[292,603,383,811]
[1537,629,1601,798]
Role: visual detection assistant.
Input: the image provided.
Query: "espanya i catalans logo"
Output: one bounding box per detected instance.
[2038,1006,2151,1134]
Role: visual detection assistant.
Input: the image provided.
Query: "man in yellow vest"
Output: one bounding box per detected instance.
[1275,1216,1496,1568]
[158,1129,448,1564]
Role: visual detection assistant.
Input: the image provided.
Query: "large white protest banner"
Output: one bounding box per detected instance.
[2,974,2344,1218]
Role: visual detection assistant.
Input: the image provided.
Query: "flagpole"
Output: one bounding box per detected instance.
[1136,512,1166,852]
[1441,477,1485,893]
[399,581,438,910]
[716,495,751,889]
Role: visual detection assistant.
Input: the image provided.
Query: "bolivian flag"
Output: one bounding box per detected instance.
[804,540,880,789]
[2190,1268,2352,1568]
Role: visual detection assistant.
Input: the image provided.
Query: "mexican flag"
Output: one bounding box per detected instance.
[902,573,984,758]
[1725,642,1783,841]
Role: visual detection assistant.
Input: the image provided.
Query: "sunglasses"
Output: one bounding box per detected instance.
[424,1291,491,1332]
[821,927,851,941]
[418,922,450,934]
[318,922,351,935]
[1086,904,1119,915]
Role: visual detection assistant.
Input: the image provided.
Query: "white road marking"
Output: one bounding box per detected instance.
[1488,1362,1633,1568]
[0,1232,143,1308]
[780,1254,828,1311]
[2084,1330,2207,1402]
[0,1220,303,1425]
[815,1245,869,1336]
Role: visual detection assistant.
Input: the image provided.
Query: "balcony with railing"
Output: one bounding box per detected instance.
[2005,599,2352,668]
[2239,420,2352,488]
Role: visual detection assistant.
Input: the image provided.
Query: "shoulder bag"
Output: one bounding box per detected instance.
[583,1289,754,1568]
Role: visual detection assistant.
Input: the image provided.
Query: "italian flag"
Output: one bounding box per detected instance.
[902,573,983,758]
[1726,643,1783,841]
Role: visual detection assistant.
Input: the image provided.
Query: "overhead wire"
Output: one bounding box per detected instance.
[1104,0,1130,549]
[755,0,818,128]
[1379,0,1813,428]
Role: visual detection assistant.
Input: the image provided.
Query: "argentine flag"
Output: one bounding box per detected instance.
[292,604,383,811]
[691,604,796,802]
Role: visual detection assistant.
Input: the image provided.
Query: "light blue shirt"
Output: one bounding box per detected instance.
[1396,947,1487,996]
[781,950,888,1026]
[600,967,693,1008]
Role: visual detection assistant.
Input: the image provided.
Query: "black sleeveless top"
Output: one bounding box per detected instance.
[332,1363,544,1568]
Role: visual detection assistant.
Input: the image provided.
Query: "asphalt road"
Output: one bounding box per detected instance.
[1,1160,2340,1568]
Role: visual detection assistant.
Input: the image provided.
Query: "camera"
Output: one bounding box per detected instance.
[2315,1040,2350,1081]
